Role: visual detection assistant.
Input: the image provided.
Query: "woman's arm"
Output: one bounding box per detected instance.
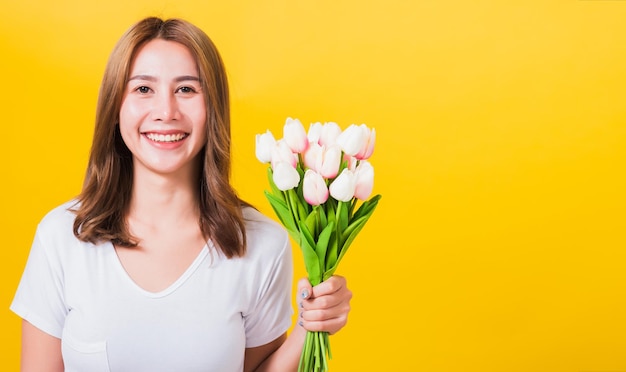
[244,276,352,372]
[20,320,64,372]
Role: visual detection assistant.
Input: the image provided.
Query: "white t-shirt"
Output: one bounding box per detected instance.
[11,201,294,372]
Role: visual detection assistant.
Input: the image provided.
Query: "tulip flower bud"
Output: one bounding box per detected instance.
[283,117,309,153]
[272,161,300,191]
[307,122,323,144]
[255,130,276,163]
[355,125,376,160]
[271,140,298,169]
[319,122,342,147]
[354,160,374,200]
[329,168,356,202]
[317,144,342,179]
[337,124,367,156]
[303,142,322,171]
[303,170,329,206]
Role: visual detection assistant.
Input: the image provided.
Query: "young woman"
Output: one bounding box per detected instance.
[11,17,352,372]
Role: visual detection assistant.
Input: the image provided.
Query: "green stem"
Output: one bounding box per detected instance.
[349,198,358,220]
[335,201,343,257]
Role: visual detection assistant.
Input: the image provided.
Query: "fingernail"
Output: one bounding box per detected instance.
[298,320,303,327]
[301,289,309,299]
[298,302,303,309]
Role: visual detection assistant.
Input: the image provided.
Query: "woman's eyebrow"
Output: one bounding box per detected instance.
[128,74,157,82]
[128,75,200,82]
[174,75,200,82]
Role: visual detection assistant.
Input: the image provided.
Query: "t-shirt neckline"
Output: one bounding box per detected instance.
[107,241,210,299]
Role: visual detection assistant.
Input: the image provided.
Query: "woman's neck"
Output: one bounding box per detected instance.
[128,166,201,230]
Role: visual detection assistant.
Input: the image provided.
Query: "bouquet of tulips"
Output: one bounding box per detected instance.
[255,117,381,372]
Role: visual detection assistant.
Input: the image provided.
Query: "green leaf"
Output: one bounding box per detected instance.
[315,222,334,272]
[304,208,318,237]
[336,201,349,233]
[326,201,348,269]
[352,194,382,221]
[298,221,322,285]
[264,191,299,242]
[266,167,285,203]
[323,196,381,280]
[326,198,337,225]
[318,205,328,230]
[285,189,301,225]
[324,230,339,276]
[324,217,369,280]
[340,215,368,244]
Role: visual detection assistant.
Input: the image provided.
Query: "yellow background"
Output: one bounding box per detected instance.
[1,1,625,371]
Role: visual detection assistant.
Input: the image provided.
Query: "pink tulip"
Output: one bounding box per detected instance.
[319,122,342,147]
[355,125,376,160]
[353,161,374,200]
[271,140,297,169]
[283,117,309,153]
[317,144,342,179]
[329,168,356,202]
[336,124,366,156]
[255,130,276,163]
[303,170,329,205]
[272,161,300,191]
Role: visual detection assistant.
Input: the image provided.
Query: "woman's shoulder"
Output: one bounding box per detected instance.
[36,199,80,238]
[241,206,290,253]
[242,207,287,236]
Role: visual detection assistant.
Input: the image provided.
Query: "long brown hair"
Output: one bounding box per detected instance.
[73,17,248,258]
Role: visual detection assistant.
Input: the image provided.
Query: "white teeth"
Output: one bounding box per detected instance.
[146,133,187,142]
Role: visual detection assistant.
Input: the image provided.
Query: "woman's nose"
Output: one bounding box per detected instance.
[151,92,181,122]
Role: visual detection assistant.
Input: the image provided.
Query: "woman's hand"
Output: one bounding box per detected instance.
[297,276,352,335]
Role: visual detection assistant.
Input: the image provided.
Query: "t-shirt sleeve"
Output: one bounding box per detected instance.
[243,234,294,348]
[10,225,67,338]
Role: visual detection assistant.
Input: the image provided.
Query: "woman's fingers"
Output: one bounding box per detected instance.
[299,275,352,334]
[310,275,347,298]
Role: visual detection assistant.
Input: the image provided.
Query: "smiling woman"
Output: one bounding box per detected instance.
[10,16,353,372]
[119,39,207,177]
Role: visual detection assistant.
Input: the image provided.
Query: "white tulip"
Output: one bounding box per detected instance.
[329,168,356,202]
[307,122,323,144]
[271,139,298,169]
[272,161,300,191]
[303,170,329,206]
[317,144,342,179]
[355,125,376,160]
[283,117,309,153]
[303,142,323,171]
[353,160,374,200]
[336,124,367,156]
[255,130,276,163]
[319,122,342,147]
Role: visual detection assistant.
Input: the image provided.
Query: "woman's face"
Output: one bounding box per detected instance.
[119,39,207,178]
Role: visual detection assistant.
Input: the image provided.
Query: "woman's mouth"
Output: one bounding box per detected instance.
[144,132,189,143]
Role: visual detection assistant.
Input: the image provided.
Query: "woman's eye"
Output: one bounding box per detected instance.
[136,86,151,94]
[177,86,195,93]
